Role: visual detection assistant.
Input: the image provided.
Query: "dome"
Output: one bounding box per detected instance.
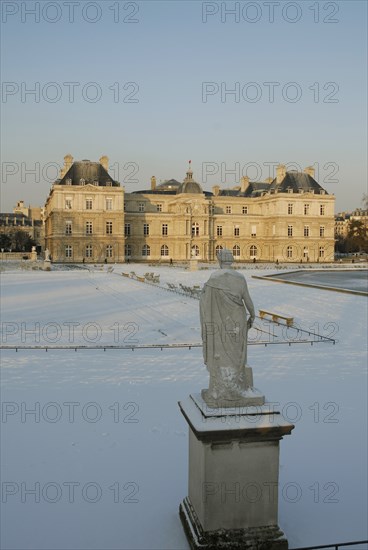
[178,180,203,194]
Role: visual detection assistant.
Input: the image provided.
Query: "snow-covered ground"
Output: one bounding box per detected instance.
[1,264,367,549]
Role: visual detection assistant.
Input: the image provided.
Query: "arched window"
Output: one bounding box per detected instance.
[233,244,240,257]
[193,245,200,257]
[125,244,131,257]
[142,244,150,257]
[215,245,223,256]
[161,244,169,256]
[287,246,293,259]
[250,245,258,258]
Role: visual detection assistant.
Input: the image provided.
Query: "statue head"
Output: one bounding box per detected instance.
[217,248,234,268]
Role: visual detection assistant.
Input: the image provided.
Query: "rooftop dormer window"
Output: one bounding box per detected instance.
[80,178,85,186]
[66,178,72,186]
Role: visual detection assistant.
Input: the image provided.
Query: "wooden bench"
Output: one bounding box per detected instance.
[259,309,294,327]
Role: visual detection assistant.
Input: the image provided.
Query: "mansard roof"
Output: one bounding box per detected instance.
[58,160,120,186]
[269,172,328,194]
[218,172,328,198]
[219,182,270,198]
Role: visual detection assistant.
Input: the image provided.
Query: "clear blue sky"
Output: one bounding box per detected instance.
[1,0,367,212]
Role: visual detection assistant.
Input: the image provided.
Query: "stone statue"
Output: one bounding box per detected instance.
[200,249,264,407]
[44,249,50,261]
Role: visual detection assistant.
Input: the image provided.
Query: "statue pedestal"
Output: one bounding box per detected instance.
[178,394,294,549]
[31,250,37,262]
[43,259,51,271]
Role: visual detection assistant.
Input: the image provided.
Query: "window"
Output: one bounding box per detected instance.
[106,198,113,210]
[125,244,131,257]
[251,225,257,237]
[192,222,199,237]
[66,178,72,186]
[156,204,162,212]
[106,181,112,187]
[138,202,145,212]
[65,221,72,235]
[125,223,131,237]
[320,204,325,215]
[250,245,258,258]
[161,244,169,256]
[215,245,223,255]
[304,226,310,237]
[319,246,325,259]
[142,244,150,257]
[288,203,293,215]
[242,206,248,214]
[226,205,232,214]
[65,198,72,210]
[143,223,149,236]
[303,247,309,259]
[162,224,168,236]
[320,226,325,237]
[85,245,93,258]
[106,245,113,258]
[233,244,240,257]
[86,198,92,210]
[287,246,293,259]
[234,225,240,237]
[304,203,310,215]
[65,245,73,258]
[80,178,85,186]
[216,225,223,236]
[106,221,113,235]
[288,225,293,237]
[86,221,93,235]
[193,245,200,257]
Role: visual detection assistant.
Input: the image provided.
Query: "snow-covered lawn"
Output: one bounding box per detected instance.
[1,265,367,549]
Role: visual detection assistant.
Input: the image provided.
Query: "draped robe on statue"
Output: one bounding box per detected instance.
[200,269,255,405]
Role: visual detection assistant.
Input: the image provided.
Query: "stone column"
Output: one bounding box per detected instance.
[179,394,294,549]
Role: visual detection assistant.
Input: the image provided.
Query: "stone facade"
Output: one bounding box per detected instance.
[335,208,368,238]
[44,156,335,263]
[44,156,125,263]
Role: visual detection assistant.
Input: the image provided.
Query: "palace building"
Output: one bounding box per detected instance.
[44,155,335,263]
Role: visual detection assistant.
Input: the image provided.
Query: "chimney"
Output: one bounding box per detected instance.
[212,185,220,196]
[304,166,315,179]
[61,154,73,178]
[276,164,286,184]
[99,156,109,171]
[151,176,157,191]
[240,176,250,193]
